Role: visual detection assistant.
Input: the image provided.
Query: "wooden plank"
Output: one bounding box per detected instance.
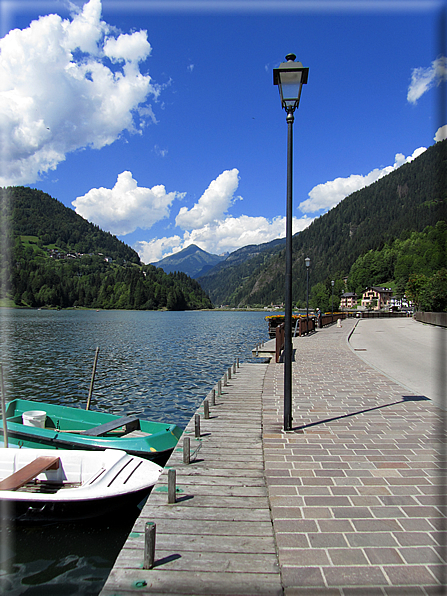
[153,485,268,498]
[115,548,279,573]
[130,507,272,522]
[0,456,60,491]
[101,568,283,596]
[142,495,270,509]
[131,519,275,537]
[82,415,140,436]
[123,533,277,554]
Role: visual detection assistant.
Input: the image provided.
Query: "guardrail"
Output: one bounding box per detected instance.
[317,312,347,328]
[296,317,316,336]
[275,323,285,363]
[345,311,410,319]
[414,311,447,328]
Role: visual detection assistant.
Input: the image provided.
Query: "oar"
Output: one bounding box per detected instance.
[0,364,8,448]
[86,347,100,411]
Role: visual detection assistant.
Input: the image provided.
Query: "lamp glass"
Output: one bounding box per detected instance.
[278,70,303,109]
[305,257,310,268]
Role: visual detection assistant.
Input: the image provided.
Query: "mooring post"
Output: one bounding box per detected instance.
[223,372,227,386]
[210,388,215,406]
[228,366,231,380]
[144,522,156,569]
[195,413,200,438]
[233,361,236,374]
[183,436,190,464]
[237,357,240,368]
[217,379,222,396]
[168,468,176,504]
[204,398,209,419]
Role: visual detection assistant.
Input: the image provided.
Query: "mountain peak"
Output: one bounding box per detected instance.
[152,244,225,278]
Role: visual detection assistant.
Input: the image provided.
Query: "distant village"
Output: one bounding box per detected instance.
[266,285,413,313]
[48,248,113,263]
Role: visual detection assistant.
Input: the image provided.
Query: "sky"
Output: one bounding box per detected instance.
[1,0,446,264]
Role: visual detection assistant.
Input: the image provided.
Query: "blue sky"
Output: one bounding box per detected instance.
[1,0,446,263]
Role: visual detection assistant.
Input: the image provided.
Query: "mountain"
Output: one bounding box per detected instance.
[0,187,213,311]
[152,244,226,278]
[197,238,285,305]
[199,139,446,307]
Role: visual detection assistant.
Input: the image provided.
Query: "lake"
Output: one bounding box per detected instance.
[0,308,269,595]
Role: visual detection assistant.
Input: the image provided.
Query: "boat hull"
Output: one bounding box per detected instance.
[2,399,182,466]
[0,448,162,523]
[0,488,151,523]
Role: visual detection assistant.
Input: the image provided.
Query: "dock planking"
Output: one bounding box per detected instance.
[99,362,283,596]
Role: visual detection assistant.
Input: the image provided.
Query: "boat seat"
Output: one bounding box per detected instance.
[0,456,60,491]
[81,415,140,437]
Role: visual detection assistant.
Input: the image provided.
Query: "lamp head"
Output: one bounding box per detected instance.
[273,54,309,112]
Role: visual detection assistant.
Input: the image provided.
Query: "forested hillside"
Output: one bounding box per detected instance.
[0,187,213,310]
[202,139,446,308]
[198,238,285,304]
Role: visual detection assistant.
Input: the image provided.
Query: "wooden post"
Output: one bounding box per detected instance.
[228,367,231,380]
[237,357,240,368]
[0,364,8,448]
[144,522,156,569]
[223,372,227,386]
[233,362,236,374]
[183,436,190,464]
[194,413,200,438]
[217,380,222,396]
[168,468,176,504]
[210,388,215,406]
[86,346,99,410]
[204,399,209,419]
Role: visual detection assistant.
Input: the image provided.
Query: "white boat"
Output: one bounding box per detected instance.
[0,447,162,523]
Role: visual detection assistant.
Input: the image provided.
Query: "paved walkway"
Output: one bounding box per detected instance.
[264,318,446,594]
[101,318,446,595]
[349,317,446,409]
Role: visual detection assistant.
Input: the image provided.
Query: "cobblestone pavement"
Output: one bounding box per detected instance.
[262,318,446,595]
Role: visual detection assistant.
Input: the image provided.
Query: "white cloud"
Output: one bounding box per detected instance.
[434,124,447,142]
[175,168,240,229]
[136,213,313,264]
[0,0,158,186]
[72,171,184,235]
[299,147,427,214]
[135,236,183,264]
[154,145,168,157]
[407,56,447,104]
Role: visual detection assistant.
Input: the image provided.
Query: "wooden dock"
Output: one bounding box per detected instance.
[100,361,282,596]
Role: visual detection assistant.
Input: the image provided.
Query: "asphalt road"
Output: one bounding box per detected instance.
[348,317,447,410]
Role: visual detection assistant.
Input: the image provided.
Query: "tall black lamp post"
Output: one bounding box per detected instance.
[305,257,310,321]
[274,54,309,431]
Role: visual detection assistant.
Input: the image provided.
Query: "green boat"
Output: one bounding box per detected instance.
[1,399,182,467]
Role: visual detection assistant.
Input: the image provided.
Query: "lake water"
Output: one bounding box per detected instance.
[0,308,269,595]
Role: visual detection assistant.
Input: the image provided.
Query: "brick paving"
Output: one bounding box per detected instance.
[263,318,446,595]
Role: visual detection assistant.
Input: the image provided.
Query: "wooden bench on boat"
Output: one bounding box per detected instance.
[81,415,140,437]
[0,456,60,491]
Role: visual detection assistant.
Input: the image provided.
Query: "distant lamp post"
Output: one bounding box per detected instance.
[274,54,309,432]
[305,257,310,321]
[331,280,335,315]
